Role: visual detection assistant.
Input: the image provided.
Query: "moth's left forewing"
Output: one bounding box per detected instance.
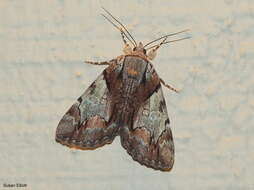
[56,72,118,150]
[120,78,174,171]
[56,56,125,150]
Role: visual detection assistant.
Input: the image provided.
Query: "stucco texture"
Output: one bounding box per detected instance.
[0,0,253,189]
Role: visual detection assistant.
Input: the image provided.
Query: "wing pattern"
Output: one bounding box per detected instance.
[56,73,118,150]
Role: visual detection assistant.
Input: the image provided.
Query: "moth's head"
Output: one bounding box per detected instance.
[133,42,146,55]
[123,42,147,57]
[123,42,146,57]
[123,42,156,61]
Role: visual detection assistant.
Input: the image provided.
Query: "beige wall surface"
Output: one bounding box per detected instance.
[0,0,253,189]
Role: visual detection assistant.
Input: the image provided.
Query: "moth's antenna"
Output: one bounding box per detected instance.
[144,29,190,48]
[146,37,191,50]
[101,14,135,47]
[101,7,137,47]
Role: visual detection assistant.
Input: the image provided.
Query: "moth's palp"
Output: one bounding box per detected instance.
[101,7,137,47]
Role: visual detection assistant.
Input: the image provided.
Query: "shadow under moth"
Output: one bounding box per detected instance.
[55,7,189,171]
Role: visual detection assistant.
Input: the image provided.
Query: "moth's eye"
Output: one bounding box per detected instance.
[143,49,146,54]
[133,47,137,51]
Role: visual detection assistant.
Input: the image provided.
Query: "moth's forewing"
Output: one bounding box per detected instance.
[120,75,174,171]
[55,73,118,150]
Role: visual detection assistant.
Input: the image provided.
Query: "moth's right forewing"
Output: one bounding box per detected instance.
[120,62,174,171]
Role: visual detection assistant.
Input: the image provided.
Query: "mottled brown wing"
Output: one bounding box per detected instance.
[120,85,174,171]
[55,73,118,150]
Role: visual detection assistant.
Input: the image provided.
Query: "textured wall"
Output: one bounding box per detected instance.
[0,0,253,189]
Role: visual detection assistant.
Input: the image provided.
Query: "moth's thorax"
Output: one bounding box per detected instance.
[104,54,160,118]
[123,56,148,81]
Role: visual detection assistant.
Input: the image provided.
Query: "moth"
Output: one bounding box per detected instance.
[55,7,189,171]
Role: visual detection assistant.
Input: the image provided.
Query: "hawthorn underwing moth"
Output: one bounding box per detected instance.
[55,7,189,171]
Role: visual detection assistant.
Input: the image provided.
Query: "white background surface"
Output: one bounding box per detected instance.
[0,0,253,189]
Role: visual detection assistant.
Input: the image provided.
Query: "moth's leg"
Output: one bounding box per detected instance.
[160,78,179,93]
[84,59,117,66]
